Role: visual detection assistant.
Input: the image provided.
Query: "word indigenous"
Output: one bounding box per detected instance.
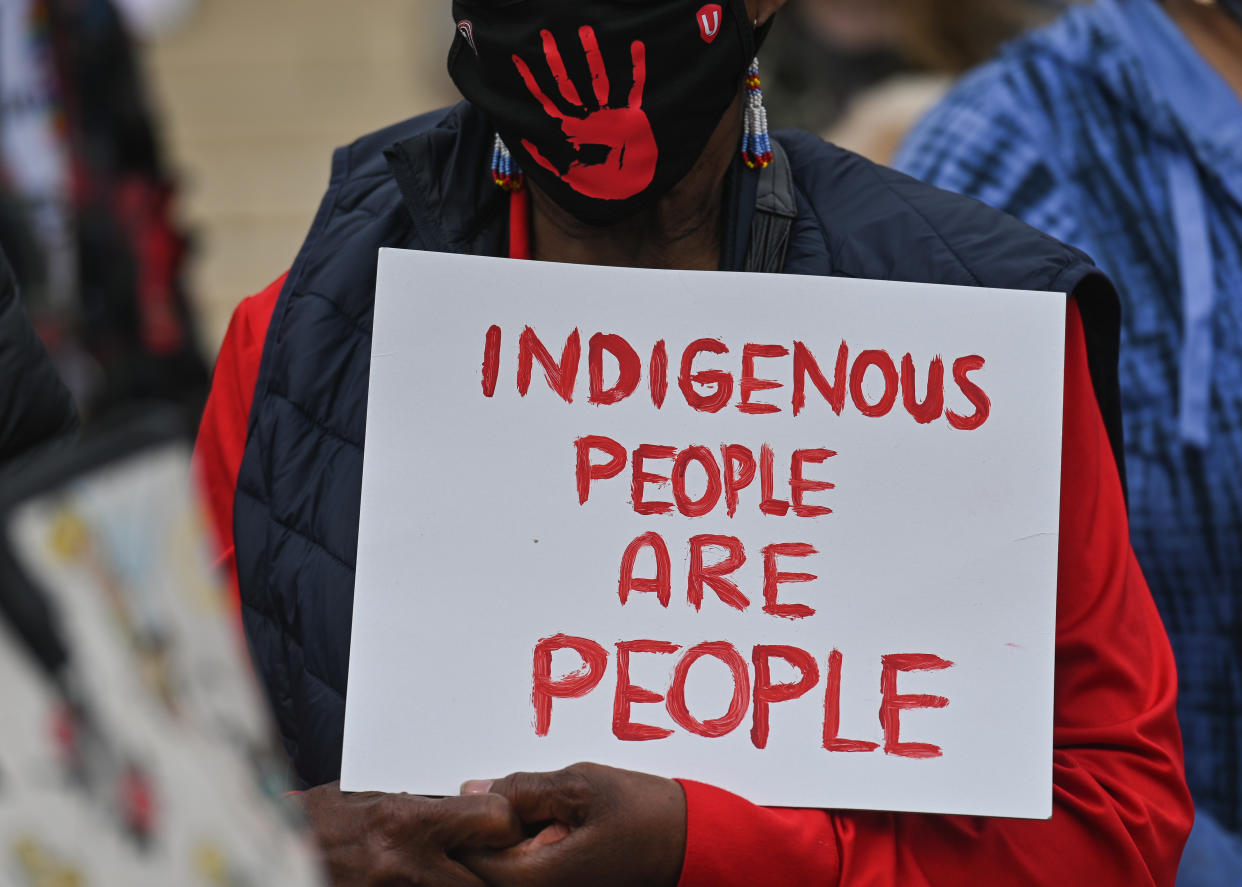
[481,325,992,427]
[482,326,981,757]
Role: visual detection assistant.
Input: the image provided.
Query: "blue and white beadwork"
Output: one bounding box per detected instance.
[741,57,772,170]
[491,133,524,191]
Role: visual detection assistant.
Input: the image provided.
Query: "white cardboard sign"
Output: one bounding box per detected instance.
[342,249,1066,819]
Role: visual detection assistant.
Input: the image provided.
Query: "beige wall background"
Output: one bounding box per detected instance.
[143,1,459,354]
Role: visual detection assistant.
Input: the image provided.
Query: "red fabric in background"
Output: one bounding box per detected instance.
[194,265,1190,884]
[509,186,531,260]
[193,273,284,613]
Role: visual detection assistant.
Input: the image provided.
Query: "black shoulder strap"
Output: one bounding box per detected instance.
[743,140,796,274]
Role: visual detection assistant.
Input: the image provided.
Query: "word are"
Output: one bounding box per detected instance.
[482,326,992,428]
[532,635,955,758]
[618,532,818,620]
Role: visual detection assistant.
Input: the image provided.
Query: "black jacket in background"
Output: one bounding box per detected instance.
[0,248,78,464]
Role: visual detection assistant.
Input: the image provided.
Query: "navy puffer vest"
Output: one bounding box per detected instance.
[234,102,1125,788]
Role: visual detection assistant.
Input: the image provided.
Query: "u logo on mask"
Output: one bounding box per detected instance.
[698,4,723,43]
[511,27,658,201]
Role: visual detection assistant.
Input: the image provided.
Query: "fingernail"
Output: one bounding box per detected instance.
[460,779,495,795]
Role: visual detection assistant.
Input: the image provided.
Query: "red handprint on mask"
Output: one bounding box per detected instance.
[512,27,657,201]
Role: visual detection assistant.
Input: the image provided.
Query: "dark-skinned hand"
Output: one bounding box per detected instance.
[458,762,687,887]
[302,780,524,886]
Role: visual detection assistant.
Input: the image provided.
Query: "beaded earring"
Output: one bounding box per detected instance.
[741,57,772,170]
[491,133,525,191]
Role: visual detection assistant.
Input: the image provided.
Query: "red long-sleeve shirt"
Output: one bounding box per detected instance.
[195,266,1191,885]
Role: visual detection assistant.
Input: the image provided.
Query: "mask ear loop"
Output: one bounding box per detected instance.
[741,56,772,170]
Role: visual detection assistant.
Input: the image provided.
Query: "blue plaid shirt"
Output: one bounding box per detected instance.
[898,0,1242,839]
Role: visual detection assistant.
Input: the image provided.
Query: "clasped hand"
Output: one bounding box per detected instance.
[303,762,686,887]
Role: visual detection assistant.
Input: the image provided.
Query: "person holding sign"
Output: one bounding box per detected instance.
[195,1,1192,884]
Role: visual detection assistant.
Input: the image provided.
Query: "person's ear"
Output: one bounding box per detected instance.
[746,0,788,28]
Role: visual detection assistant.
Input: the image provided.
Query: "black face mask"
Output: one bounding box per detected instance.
[1221,0,1242,27]
[450,1,759,225]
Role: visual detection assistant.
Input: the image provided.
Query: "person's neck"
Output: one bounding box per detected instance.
[529,97,742,271]
[1165,0,1242,97]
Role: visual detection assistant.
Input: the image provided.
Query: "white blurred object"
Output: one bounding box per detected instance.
[0,436,326,887]
[0,0,77,311]
[111,0,198,38]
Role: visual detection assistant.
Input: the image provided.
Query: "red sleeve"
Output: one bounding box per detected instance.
[193,274,285,612]
[676,300,1192,887]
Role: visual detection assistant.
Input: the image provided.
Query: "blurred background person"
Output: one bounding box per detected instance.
[896,1,1242,883]
[0,0,207,420]
[761,0,1067,162]
[0,244,76,464]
